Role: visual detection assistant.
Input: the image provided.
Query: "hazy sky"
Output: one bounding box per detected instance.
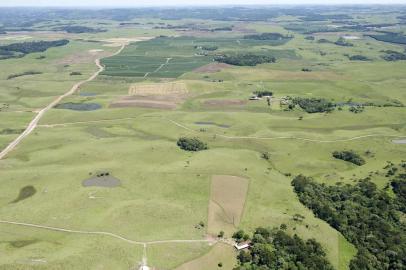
[1,0,406,7]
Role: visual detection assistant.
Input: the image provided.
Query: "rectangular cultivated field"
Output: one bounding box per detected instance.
[207,175,249,236]
[101,37,212,78]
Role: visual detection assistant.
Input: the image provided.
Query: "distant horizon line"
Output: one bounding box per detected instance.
[1,3,406,8]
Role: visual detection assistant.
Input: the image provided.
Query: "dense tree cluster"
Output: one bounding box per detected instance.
[234,227,334,270]
[244,32,291,40]
[369,32,406,45]
[215,53,276,66]
[0,39,69,60]
[332,150,365,166]
[195,45,218,51]
[390,162,406,212]
[348,55,370,61]
[177,137,208,151]
[292,175,406,270]
[300,14,351,21]
[292,97,335,113]
[55,26,106,33]
[382,50,406,61]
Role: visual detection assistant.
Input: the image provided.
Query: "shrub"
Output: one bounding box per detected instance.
[177,137,208,151]
[253,90,273,97]
[70,71,82,76]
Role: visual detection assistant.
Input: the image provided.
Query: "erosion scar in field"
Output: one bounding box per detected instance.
[0,44,126,160]
[207,175,249,236]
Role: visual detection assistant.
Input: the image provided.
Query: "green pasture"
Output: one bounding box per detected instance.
[0,11,406,270]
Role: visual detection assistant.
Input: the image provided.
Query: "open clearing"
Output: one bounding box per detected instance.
[208,175,249,236]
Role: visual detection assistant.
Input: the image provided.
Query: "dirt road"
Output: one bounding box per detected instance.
[0,44,125,160]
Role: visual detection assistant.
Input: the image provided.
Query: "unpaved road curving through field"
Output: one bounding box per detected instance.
[0,220,217,246]
[165,118,406,143]
[0,44,125,160]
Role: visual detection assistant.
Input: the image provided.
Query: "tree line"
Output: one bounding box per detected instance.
[0,39,69,60]
[215,53,276,66]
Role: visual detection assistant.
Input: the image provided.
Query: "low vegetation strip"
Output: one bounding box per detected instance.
[7,71,42,80]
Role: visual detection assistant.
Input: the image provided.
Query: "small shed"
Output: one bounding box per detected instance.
[234,242,250,250]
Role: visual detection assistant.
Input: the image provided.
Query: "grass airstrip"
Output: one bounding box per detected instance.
[0,10,405,270]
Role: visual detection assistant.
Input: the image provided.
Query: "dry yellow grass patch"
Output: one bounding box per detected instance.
[175,243,237,270]
[101,37,152,46]
[128,82,188,96]
[110,82,189,110]
[208,175,249,237]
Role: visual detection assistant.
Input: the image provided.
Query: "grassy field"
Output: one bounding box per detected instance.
[0,7,405,270]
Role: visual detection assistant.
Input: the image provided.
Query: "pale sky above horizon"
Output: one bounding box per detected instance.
[1,0,406,7]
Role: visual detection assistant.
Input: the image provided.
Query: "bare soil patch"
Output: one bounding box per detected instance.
[392,139,406,144]
[88,49,104,54]
[128,82,188,96]
[101,37,152,46]
[208,175,249,236]
[111,82,189,110]
[204,99,247,107]
[194,63,231,73]
[56,49,110,65]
